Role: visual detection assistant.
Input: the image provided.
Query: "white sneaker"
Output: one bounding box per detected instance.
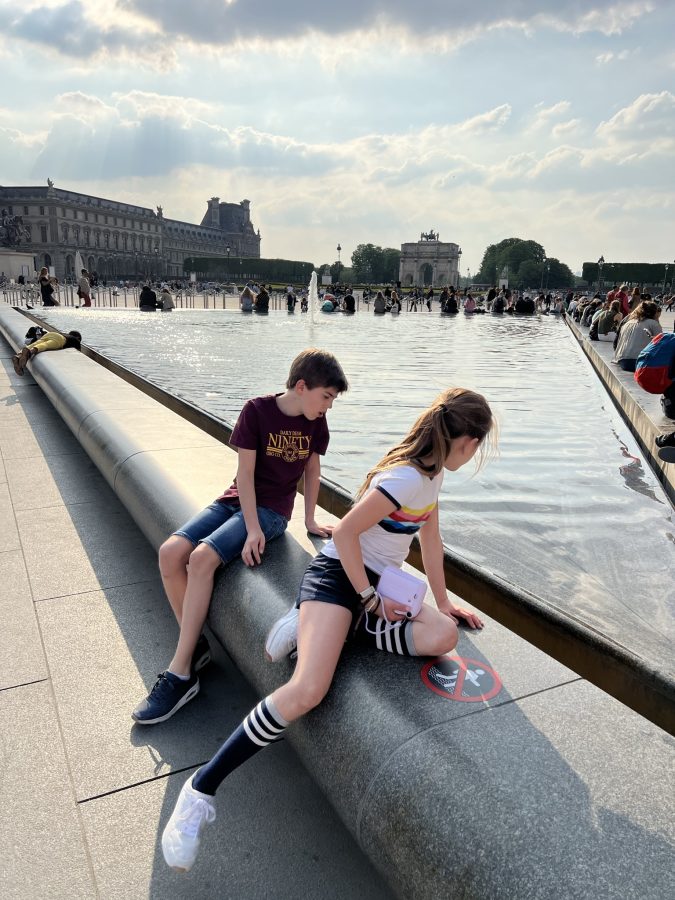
[161,773,216,872]
[265,605,300,662]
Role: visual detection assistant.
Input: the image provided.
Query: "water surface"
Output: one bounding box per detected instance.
[38,307,675,669]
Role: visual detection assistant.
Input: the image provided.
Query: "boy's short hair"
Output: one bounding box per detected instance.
[286,348,348,393]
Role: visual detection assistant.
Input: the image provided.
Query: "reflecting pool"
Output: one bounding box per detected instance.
[37,307,675,670]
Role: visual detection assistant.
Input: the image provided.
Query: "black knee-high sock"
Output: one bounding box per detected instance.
[352,615,418,656]
[192,696,288,796]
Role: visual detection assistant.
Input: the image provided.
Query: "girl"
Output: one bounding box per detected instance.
[12,330,82,375]
[161,387,496,872]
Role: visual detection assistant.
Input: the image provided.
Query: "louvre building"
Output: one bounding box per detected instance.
[0,182,261,281]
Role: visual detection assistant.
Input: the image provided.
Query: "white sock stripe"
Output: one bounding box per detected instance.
[375,619,384,650]
[385,625,394,653]
[256,702,285,734]
[248,710,280,744]
[393,624,404,655]
[243,717,269,747]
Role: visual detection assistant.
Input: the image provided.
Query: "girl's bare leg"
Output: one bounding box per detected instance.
[271,601,352,722]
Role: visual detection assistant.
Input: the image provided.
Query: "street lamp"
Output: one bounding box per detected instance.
[545,261,550,291]
[597,255,605,293]
[457,248,462,288]
[663,263,669,294]
[336,243,342,283]
[540,258,547,292]
[226,245,231,277]
[154,246,159,280]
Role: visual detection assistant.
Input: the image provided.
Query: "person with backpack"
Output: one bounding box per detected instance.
[634,331,675,419]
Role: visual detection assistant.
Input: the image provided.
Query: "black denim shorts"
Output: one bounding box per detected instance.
[296,552,380,617]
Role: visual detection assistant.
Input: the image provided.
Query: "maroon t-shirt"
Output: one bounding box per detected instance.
[218,394,330,519]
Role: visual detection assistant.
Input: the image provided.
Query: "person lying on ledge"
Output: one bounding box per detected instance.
[12,330,82,376]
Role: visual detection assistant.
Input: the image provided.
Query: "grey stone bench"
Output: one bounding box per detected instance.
[2,305,673,900]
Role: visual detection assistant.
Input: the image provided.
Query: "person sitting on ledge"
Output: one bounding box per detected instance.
[613,301,662,371]
[373,291,386,314]
[12,330,82,375]
[239,286,255,311]
[139,284,159,311]
[254,287,269,312]
[131,349,349,727]
[591,299,622,342]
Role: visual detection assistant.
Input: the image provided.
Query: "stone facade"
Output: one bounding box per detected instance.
[0,183,261,281]
[399,232,461,287]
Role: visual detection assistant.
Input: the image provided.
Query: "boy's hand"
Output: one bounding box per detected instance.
[305,520,334,538]
[241,529,266,566]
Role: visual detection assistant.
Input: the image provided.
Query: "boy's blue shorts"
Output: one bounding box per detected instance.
[174,501,288,565]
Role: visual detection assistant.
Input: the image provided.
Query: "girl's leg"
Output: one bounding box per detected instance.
[162,601,351,872]
[193,601,351,795]
[352,603,458,658]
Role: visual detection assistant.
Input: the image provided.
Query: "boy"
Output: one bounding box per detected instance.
[132,349,348,724]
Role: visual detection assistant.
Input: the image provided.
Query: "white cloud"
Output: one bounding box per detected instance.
[457,104,512,133]
[552,118,582,137]
[597,90,675,138]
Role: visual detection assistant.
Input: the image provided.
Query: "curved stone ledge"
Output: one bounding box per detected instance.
[2,305,673,899]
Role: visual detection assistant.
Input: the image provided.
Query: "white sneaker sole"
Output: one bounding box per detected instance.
[264,608,299,662]
[132,681,200,725]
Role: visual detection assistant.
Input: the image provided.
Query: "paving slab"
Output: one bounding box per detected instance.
[5,450,104,512]
[0,681,96,899]
[79,750,393,900]
[359,678,675,900]
[36,580,271,800]
[0,413,83,459]
[0,456,6,484]
[0,549,47,690]
[0,481,21,550]
[16,497,157,600]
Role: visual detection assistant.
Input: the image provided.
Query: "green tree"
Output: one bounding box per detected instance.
[351,244,383,282]
[381,247,402,283]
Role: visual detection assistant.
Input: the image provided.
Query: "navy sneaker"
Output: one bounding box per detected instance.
[192,635,211,673]
[132,671,200,725]
[655,431,675,449]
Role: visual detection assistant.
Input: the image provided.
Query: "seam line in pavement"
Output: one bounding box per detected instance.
[77,762,210,804]
[33,577,160,602]
[0,677,50,694]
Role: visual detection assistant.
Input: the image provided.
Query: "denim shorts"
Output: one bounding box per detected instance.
[296,552,380,617]
[175,501,288,566]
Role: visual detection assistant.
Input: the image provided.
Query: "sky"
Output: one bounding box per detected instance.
[0,0,674,275]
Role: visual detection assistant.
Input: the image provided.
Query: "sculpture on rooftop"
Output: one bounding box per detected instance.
[420,229,438,242]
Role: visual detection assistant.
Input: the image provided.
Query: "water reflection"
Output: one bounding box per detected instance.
[37,307,675,670]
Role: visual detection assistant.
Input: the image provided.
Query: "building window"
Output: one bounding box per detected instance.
[40,226,48,243]
[8,206,13,215]
[84,212,88,221]
[23,206,28,215]
[39,205,45,216]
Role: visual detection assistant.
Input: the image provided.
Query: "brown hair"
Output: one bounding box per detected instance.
[286,348,348,393]
[355,387,497,499]
[630,301,660,321]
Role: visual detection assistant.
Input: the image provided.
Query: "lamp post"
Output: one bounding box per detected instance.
[226,244,231,278]
[540,258,547,292]
[154,247,159,281]
[336,243,342,283]
[597,255,605,293]
[457,248,462,288]
[545,261,550,291]
[663,263,669,294]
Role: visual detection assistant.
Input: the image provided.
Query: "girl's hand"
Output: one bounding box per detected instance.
[442,605,484,629]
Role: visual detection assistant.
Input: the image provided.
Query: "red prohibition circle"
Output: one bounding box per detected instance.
[421,655,503,703]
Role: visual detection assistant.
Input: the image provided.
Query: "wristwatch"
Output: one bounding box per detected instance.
[359,585,376,601]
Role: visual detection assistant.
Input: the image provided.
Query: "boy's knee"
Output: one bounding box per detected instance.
[159,537,191,573]
[187,543,221,576]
